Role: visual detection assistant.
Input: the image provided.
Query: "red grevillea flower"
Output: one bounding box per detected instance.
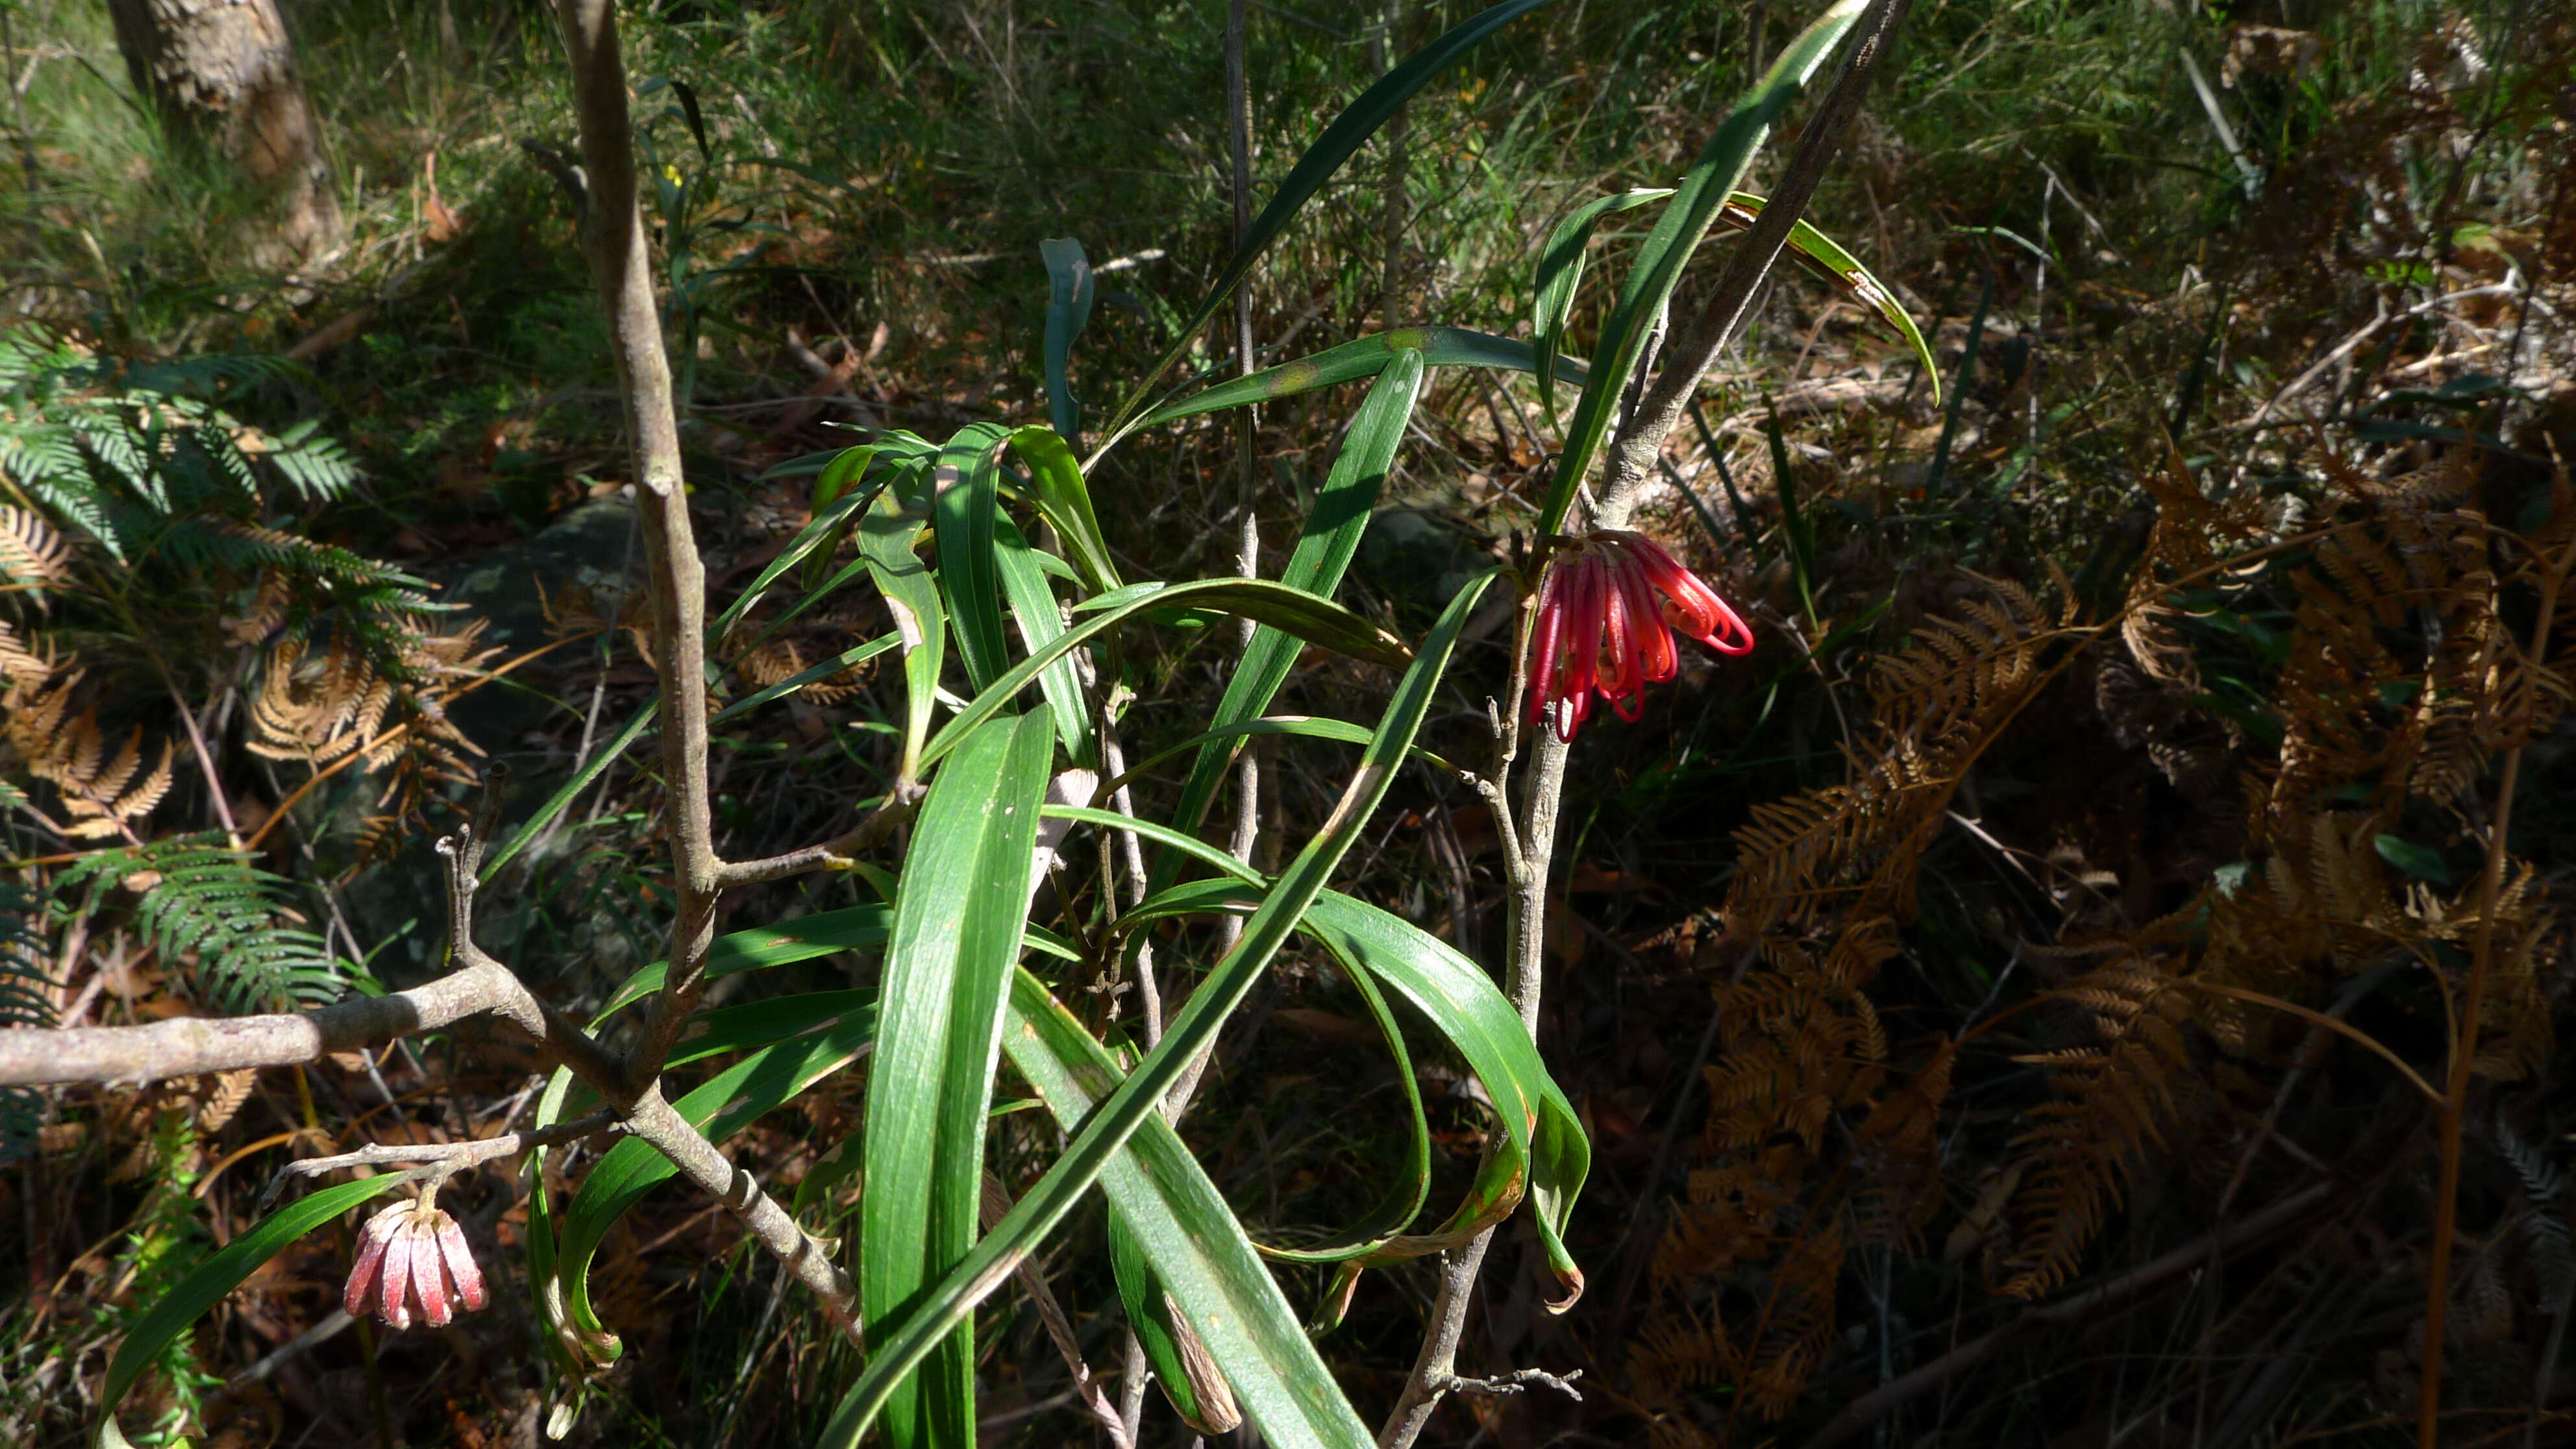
[345,1195,487,1330]
[1526,530,1753,741]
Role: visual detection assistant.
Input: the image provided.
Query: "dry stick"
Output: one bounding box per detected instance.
[2421,515,2573,1446]
[1376,6,1915,1444]
[551,0,719,1095]
[1800,1182,2340,1449]
[1167,0,1263,1124]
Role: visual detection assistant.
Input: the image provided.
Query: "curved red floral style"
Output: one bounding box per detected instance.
[344,1195,489,1330]
[1526,530,1753,741]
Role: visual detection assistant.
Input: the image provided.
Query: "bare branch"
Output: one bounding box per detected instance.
[1,961,554,1089]
[621,1084,863,1338]
[714,784,924,887]
[260,1109,625,1208]
[549,0,720,1090]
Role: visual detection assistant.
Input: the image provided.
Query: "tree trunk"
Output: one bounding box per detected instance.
[106,0,342,266]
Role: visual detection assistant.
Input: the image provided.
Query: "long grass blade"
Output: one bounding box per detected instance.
[1534,188,1674,422]
[921,575,1410,770]
[860,461,947,780]
[1004,971,1372,1446]
[932,422,1016,693]
[1040,238,1095,444]
[95,1177,406,1449]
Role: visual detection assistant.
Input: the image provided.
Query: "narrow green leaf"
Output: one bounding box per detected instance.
[1097,0,1558,450]
[921,576,1411,770]
[995,513,1095,764]
[2374,833,2451,886]
[860,711,1056,1448]
[1534,188,1674,421]
[1167,350,1425,848]
[1124,881,1589,1312]
[1040,238,1095,443]
[601,904,893,1017]
[1138,326,1581,428]
[1766,401,1820,625]
[932,422,1016,693]
[96,1177,406,1449]
[1106,1210,1238,1435]
[860,462,947,780]
[1008,426,1122,596]
[1005,971,1370,1447]
[820,571,1497,1449]
[1539,0,1868,534]
[1717,191,1938,404]
[671,991,875,1069]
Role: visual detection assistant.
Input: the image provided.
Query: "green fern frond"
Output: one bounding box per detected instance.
[56,836,348,1015]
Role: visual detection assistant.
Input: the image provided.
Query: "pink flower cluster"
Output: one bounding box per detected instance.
[1528,530,1753,741]
[345,1197,487,1330]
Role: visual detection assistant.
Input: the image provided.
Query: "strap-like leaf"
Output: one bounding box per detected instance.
[481,701,657,879]
[600,903,895,1016]
[712,632,900,723]
[1166,349,1426,848]
[1533,188,1674,421]
[1092,717,1454,804]
[1096,0,1558,451]
[932,421,1016,693]
[860,461,947,780]
[819,569,1496,1448]
[1006,971,1370,1446]
[1121,880,1589,1315]
[1538,0,1868,534]
[1040,238,1095,443]
[995,512,1095,763]
[1139,326,1581,428]
[921,576,1411,770]
[550,1014,876,1359]
[860,710,1056,1448]
[95,1176,406,1449]
[1007,426,1122,597]
[714,445,884,636]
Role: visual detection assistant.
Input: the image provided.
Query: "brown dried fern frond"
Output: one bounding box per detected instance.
[1996,954,2207,1298]
[1,676,176,840]
[1727,577,2070,937]
[0,619,53,686]
[0,504,73,590]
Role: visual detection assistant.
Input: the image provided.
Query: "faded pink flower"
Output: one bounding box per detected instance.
[345,1196,487,1330]
[1527,530,1753,741]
